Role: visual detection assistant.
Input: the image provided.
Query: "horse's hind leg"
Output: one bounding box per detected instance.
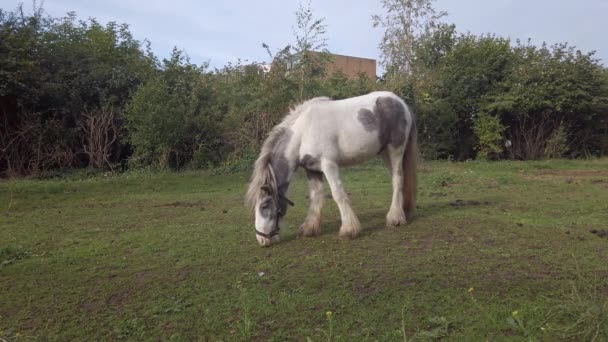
[299,170,324,237]
[384,145,407,226]
[320,159,361,239]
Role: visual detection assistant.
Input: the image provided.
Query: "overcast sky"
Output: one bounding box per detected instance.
[2,0,606,73]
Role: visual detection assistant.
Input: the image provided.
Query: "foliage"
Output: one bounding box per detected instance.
[372,0,608,161]
[402,23,608,160]
[485,41,608,159]
[212,57,295,163]
[427,33,512,159]
[544,122,569,159]
[1,0,607,177]
[322,71,377,100]
[0,3,156,176]
[291,1,330,102]
[125,49,220,169]
[372,0,446,75]
[473,111,506,160]
[416,97,458,159]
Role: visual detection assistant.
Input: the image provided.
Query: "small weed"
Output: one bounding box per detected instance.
[162,296,193,314]
[309,310,335,342]
[4,182,13,215]
[0,245,30,267]
[113,317,147,340]
[398,303,456,341]
[235,282,253,340]
[414,316,456,340]
[506,310,536,341]
[325,311,334,342]
[400,305,409,342]
[467,287,498,327]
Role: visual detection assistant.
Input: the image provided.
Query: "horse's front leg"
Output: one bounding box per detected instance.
[321,160,360,239]
[299,170,324,237]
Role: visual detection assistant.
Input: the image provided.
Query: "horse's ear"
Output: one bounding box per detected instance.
[260,185,272,196]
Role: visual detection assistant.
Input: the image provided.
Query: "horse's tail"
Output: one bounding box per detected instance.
[402,119,417,218]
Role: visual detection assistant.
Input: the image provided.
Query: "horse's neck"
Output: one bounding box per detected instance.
[267,124,300,196]
[269,151,296,197]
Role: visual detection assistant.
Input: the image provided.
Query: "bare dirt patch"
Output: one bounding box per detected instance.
[590,229,608,239]
[449,199,491,207]
[153,201,206,208]
[524,170,608,184]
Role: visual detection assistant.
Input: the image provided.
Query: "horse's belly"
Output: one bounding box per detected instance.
[336,132,381,166]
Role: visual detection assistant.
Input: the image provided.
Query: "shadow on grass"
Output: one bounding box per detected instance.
[277,195,501,245]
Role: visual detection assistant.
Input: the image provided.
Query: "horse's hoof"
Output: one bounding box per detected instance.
[386,212,407,227]
[339,229,358,240]
[386,219,407,227]
[299,223,320,237]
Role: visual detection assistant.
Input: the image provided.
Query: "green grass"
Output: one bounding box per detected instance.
[1,159,607,341]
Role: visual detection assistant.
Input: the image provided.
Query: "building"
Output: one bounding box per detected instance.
[285,51,377,80]
[255,52,377,79]
[324,53,377,79]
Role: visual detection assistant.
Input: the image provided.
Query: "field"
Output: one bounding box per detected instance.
[1,159,607,341]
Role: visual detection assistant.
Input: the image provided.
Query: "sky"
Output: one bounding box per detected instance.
[2,0,606,73]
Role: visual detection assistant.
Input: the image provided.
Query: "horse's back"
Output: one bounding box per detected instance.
[295,91,409,166]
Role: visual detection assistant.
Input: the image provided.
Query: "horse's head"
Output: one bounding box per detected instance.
[253,185,294,247]
[246,125,295,247]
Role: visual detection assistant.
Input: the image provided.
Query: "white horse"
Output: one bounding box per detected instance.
[246,91,417,247]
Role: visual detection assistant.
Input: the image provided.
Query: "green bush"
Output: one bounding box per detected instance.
[125,49,221,169]
[544,124,570,159]
[473,111,506,159]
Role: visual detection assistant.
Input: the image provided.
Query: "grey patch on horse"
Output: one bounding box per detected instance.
[270,128,293,187]
[259,197,277,219]
[358,108,378,132]
[272,155,290,188]
[374,96,407,148]
[300,154,321,171]
[305,169,324,182]
[276,183,290,215]
[269,128,293,215]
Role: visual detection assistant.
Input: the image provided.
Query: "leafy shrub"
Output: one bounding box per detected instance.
[473,111,506,159]
[544,123,570,159]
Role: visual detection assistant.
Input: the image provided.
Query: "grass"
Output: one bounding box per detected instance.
[1,159,607,341]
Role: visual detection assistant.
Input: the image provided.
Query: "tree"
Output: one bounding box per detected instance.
[473,111,506,160]
[126,49,219,169]
[372,0,446,76]
[484,41,608,159]
[291,0,330,101]
[409,23,458,158]
[439,34,513,159]
[0,3,156,176]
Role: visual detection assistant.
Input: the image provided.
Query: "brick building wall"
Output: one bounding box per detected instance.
[324,53,377,79]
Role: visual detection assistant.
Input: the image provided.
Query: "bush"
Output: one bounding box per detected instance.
[544,123,570,159]
[0,4,155,176]
[125,50,221,169]
[416,98,459,159]
[473,111,506,160]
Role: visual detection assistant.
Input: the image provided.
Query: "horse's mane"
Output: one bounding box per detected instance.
[245,97,331,212]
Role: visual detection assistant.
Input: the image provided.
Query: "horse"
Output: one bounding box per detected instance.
[245,91,417,247]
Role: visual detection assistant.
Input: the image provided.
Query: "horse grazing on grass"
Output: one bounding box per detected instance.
[245,91,417,247]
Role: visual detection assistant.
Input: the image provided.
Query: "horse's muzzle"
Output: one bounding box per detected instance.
[256,234,280,247]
